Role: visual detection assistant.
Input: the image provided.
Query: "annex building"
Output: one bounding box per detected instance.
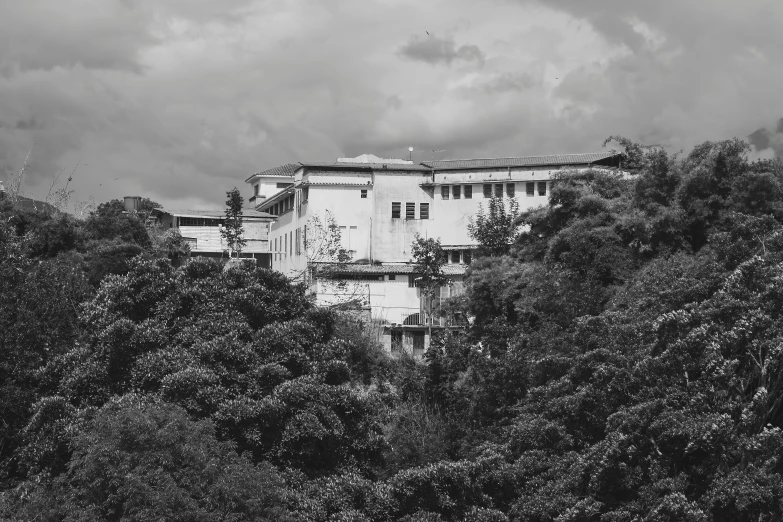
[246,152,621,354]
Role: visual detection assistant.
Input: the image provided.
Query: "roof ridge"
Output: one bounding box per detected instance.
[428,151,613,162]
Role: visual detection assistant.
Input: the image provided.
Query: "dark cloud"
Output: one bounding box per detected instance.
[398,35,484,66]
[2,0,782,210]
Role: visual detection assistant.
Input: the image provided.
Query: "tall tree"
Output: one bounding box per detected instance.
[221,187,247,258]
[411,234,449,339]
[467,196,520,257]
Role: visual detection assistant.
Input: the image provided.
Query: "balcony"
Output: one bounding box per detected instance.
[375,306,466,328]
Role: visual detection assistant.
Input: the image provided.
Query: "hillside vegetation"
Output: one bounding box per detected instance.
[3,137,783,521]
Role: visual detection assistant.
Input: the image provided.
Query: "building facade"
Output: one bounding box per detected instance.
[248,152,621,353]
[151,207,275,266]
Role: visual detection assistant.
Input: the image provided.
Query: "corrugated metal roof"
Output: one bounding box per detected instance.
[301,181,373,186]
[421,152,620,170]
[312,262,467,276]
[301,162,432,172]
[245,163,301,182]
[155,208,274,219]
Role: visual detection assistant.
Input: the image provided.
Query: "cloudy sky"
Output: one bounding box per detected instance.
[2,0,782,209]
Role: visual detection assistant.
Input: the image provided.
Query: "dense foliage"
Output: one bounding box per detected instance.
[4,137,783,520]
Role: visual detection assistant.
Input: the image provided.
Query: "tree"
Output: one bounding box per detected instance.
[467,196,520,257]
[411,235,450,340]
[221,187,247,258]
[4,396,289,521]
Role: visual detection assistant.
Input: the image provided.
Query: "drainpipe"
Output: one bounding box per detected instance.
[370,172,375,262]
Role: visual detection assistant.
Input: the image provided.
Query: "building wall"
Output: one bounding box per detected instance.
[264,166,566,275]
[252,175,296,202]
[178,221,269,254]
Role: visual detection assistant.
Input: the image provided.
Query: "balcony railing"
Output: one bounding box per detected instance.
[376,306,466,328]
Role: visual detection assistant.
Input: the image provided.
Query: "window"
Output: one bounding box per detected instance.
[295,228,300,255]
[463,250,472,264]
[406,202,416,220]
[273,237,277,257]
[276,182,292,188]
[360,189,367,198]
[284,234,287,256]
[483,184,492,198]
[302,187,309,202]
[290,231,293,255]
[391,330,403,352]
[413,332,425,356]
[392,202,401,219]
[526,182,535,196]
[408,275,416,288]
[451,250,460,264]
[254,184,259,196]
[465,185,472,199]
[388,274,396,281]
[441,186,450,200]
[452,185,461,199]
[494,183,503,197]
[419,202,429,220]
[538,181,547,196]
[506,183,515,197]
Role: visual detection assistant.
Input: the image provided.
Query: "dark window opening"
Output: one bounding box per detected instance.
[463,250,472,264]
[538,181,547,196]
[494,184,503,197]
[276,182,292,188]
[413,332,425,356]
[302,187,309,202]
[451,250,460,263]
[465,185,472,199]
[420,203,429,220]
[389,274,396,281]
[391,330,403,352]
[179,217,223,227]
[483,184,492,198]
[452,185,461,199]
[506,183,515,197]
[526,182,535,196]
[361,189,367,198]
[406,202,416,219]
[392,202,401,218]
[441,186,450,200]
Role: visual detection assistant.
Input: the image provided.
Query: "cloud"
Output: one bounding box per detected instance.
[1,0,782,211]
[398,34,484,66]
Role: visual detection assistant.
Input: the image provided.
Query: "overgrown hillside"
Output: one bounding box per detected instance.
[3,137,783,521]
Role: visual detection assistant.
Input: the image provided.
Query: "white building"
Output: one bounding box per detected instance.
[151,207,275,266]
[247,152,621,354]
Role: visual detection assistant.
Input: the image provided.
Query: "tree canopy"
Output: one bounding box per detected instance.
[4,136,783,520]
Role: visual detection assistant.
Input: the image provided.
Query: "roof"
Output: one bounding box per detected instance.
[420,152,620,171]
[300,162,432,172]
[154,208,274,219]
[245,163,301,182]
[311,262,467,276]
[257,186,295,211]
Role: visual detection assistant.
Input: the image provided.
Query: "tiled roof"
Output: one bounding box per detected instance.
[311,262,467,276]
[245,163,301,182]
[155,208,274,219]
[301,162,432,172]
[421,152,620,170]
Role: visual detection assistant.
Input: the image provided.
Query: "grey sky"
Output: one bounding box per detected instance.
[1,0,781,209]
